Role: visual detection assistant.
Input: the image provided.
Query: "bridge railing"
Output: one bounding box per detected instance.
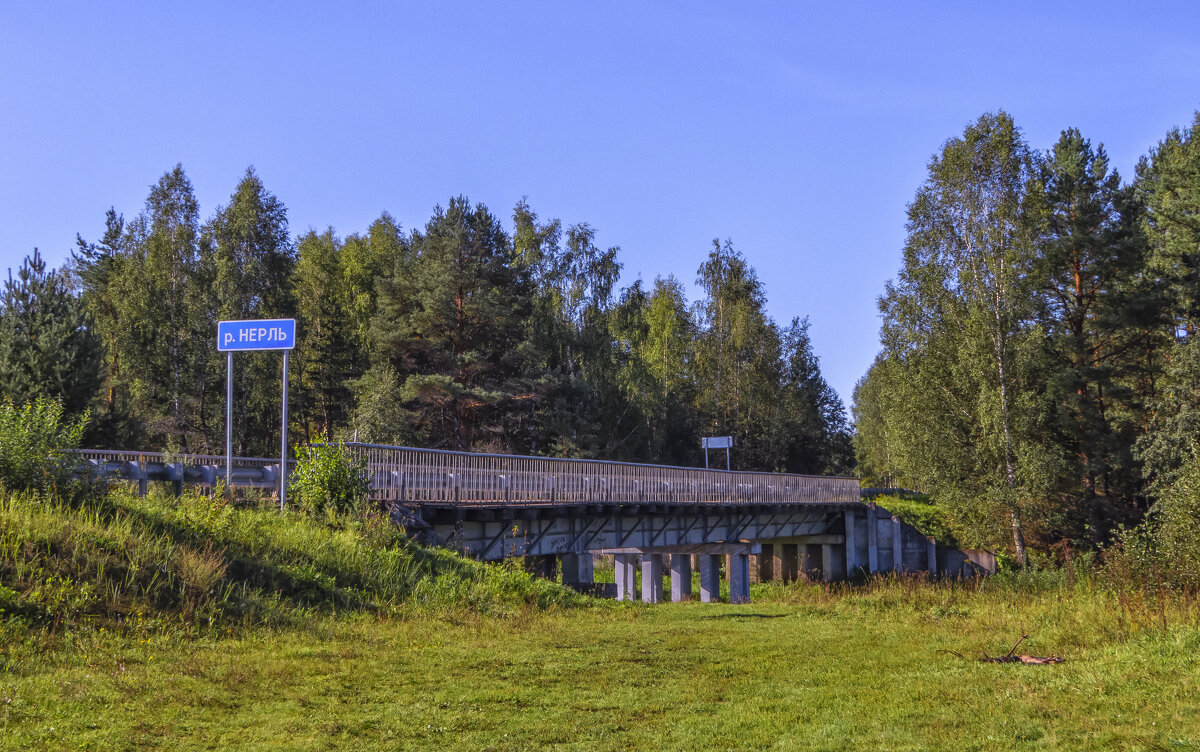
[342,443,859,506]
[80,449,285,472]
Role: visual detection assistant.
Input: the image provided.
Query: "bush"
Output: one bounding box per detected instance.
[0,397,87,494]
[289,440,371,517]
[1109,451,1200,592]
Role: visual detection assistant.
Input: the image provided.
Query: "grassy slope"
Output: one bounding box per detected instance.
[0,488,584,641]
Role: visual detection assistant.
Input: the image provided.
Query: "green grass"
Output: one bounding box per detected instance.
[3,489,1200,750]
[872,494,961,547]
[3,576,1200,750]
[0,487,585,643]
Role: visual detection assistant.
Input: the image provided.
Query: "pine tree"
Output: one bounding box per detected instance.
[369,197,535,450]
[694,239,784,471]
[73,208,139,444]
[294,229,357,441]
[1034,128,1153,541]
[0,250,102,416]
[779,317,853,475]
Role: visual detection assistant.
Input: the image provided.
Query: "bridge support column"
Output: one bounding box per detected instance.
[561,553,593,589]
[892,516,904,573]
[866,503,879,573]
[670,553,692,602]
[844,509,860,577]
[780,543,799,583]
[756,544,774,583]
[615,554,638,601]
[821,544,835,583]
[699,554,721,603]
[801,545,821,580]
[641,554,664,603]
[729,553,751,604]
[927,537,938,578]
[524,554,557,580]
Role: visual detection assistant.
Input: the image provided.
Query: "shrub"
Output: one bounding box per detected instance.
[1109,451,1200,592]
[289,440,371,517]
[0,397,87,494]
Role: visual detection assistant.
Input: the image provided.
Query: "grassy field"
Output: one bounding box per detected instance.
[3,576,1200,750]
[2,488,1199,750]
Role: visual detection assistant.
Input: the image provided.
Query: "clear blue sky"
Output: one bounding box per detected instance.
[2,2,1198,406]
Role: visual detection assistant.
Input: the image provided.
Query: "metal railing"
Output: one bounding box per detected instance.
[80,449,286,472]
[79,445,861,506]
[342,443,860,506]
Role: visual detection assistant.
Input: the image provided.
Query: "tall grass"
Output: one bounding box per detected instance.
[0,487,587,652]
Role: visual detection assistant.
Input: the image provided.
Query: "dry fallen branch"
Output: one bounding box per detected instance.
[939,633,1066,665]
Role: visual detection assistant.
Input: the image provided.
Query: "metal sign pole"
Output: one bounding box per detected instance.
[216,318,296,511]
[725,447,730,472]
[226,352,233,492]
[280,350,289,511]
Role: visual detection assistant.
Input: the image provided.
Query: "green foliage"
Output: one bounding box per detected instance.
[872,111,1054,563]
[369,197,537,451]
[288,441,371,518]
[1110,450,1200,592]
[1034,128,1152,543]
[0,249,103,417]
[64,172,853,476]
[205,168,296,456]
[0,397,88,494]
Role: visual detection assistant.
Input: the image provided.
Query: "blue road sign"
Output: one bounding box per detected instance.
[217,319,297,351]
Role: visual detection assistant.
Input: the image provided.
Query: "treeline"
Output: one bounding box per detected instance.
[0,167,852,474]
[855,111,1200,560]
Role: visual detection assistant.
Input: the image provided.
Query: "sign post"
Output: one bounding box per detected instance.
[702,436,733,471]
[217,319,297,510]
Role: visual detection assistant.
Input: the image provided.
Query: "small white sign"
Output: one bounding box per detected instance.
[702,436,733,449]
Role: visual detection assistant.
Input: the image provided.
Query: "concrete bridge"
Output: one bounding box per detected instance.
[343,444,994,602]
[82,443,993,604]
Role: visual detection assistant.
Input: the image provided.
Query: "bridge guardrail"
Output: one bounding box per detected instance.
[78,446,860,506]
[342,443,859,505]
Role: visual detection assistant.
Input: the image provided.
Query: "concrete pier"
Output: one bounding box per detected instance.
[780,543,799,582]
[892,516,903,573]
[561,552,593,589]
[670,554,692,601]
[821,544,835,583]
[699,554,721,603]
[867,503,879,573]
[641,553,664,603]
[844,509,860,577]
[729,553,751,604]
[615,553,637,601]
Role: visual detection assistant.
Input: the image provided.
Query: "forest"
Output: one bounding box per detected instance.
[854,110,1200,563]
[0,174,852,475]
[6,108,1200,569]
